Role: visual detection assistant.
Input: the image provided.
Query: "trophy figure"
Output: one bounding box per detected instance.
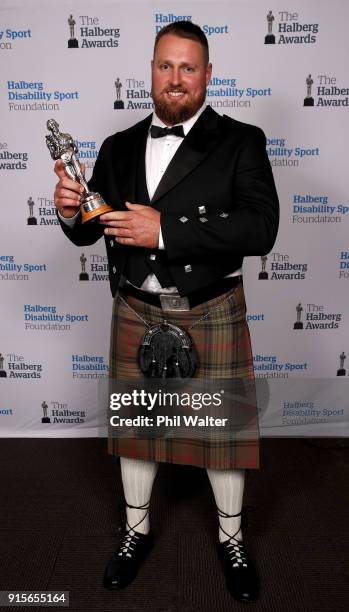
[294,303,303,329]
[259,255,268,279]
[41,400,51,423]
[79,252,89,281]
[45,119,113,224]
[265,10,275,44]
[27,196,37,225]
[114,77,124,109]
[304,74,314,106]
[0,353,7,377]
[337,351,346,376]
[68,14,79,48]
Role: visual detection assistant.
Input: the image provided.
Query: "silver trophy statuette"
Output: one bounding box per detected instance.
[45,118,113,224]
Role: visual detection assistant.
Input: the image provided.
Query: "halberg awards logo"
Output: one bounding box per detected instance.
[67,14,78,48]
[293,303,342,330]
[67,14,120,49]
[114,77,124,109]
[0,351,42,378]
[78,252,109,281]
[259,255,268,279]
[26,195,60,227]
[265,10,275,44]
[0,352,7,377]
[264,10,319,45]
[337,351,346,377]
[258,253,307,280]
[27,196,37,225]
[41,400,50,423]
[41,400,86,424]
[79,252,88,280]
[303,74,314,106]
[113,77,153,111]
[303,74,349,107]
[294,303,303,329]
[0,142,28,170]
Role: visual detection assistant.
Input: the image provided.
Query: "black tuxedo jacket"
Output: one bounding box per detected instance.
[60,106,279,297]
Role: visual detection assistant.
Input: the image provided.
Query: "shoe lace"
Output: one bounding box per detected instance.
[217,507,248,568]
[117,500,150,558]
[118,530,141,558]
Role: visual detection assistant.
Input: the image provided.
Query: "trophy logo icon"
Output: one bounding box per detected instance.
[27,196,37,225]
[337,351,346,376]
[304,74,314,106]
[265,10,275,44]
[259,255,269,279]
[68,14,79,48]
[79,252,89,281]
[45,119,113,224]
[114,77,125,109]
[0,352,7,377]
[294,303,304,329]
[41,400,51,423]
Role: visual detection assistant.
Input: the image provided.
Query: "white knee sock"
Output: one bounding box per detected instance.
[207,468,245,542]
[120,457,158,534]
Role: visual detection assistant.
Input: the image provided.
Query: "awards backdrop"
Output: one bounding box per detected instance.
[1,0,348,437]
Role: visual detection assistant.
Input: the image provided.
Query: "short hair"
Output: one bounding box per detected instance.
[154,21,209,65]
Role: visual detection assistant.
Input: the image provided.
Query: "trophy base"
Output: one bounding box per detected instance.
[27,217,37,225]
[68,39,79,48]
[79,273,89,281]
[304,97,314,106]
[81,192,113,224]
[41,417,51,423]
[264,35,275,44]
[0,370,7,377]
[337,369,346,377]
[294,322,303,329]
[114,100,125,109]
[258,272,268,280]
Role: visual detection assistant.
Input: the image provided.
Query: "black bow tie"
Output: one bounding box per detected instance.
[150,124,185,139]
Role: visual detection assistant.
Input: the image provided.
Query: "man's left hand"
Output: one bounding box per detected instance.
[99,202,160,248]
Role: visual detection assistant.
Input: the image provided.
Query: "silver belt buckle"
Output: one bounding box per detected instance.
[159,294,190,312]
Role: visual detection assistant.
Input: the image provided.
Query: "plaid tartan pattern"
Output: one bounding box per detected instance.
[108,283,259,469]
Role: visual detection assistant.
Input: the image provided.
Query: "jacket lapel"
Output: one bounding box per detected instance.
[151,106,224,204]
[112,114,152,205]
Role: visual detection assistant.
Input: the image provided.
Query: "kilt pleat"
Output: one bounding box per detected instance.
[108,283,259,469]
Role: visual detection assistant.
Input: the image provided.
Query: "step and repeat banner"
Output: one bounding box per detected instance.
[1,0,348,437]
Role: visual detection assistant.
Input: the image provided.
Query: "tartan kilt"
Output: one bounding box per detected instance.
[108,282,259,470]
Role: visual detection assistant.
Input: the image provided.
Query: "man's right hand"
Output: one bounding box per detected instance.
[53,160,86,218]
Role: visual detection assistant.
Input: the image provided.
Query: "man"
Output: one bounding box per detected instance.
[53,22,279,602]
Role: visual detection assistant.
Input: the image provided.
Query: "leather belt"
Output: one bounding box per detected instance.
[119,276,242,312]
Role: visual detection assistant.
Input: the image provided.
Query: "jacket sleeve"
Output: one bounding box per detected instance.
[161,127,279,261]
[57,136,112,247]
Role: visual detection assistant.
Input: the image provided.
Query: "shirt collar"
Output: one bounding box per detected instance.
[150,103,207,137]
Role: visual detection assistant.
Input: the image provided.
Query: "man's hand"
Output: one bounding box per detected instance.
[53,159,85,218]
[99,202,160,248]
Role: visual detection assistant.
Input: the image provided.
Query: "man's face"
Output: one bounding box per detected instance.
[151,34,212,125]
